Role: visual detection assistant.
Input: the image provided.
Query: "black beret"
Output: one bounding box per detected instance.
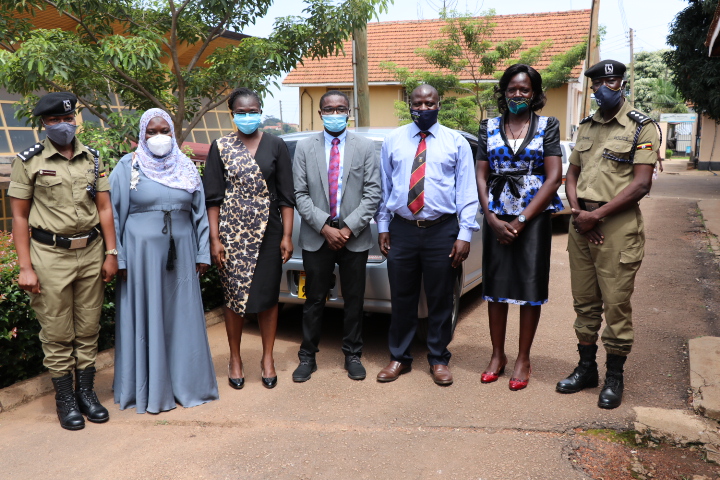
[584,60,626,80]
[32,92,77,117]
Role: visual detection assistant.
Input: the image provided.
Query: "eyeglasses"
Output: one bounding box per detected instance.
[321,106,349,115]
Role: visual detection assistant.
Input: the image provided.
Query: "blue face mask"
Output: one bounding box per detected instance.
[233,113,262,135]
[322,114,348,133]
[592,84,624,111]
[506,97,532,115]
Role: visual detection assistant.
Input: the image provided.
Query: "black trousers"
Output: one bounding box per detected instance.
[299,243,368,359]
[387,216,459,366]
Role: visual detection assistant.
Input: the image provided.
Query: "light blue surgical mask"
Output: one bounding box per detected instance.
[233,113,262,135]
[322,114,348,133]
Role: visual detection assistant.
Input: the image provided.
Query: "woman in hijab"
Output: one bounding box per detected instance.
[110,108,219,413]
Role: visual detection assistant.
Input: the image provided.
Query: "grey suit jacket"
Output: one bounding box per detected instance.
[293,131,381,252]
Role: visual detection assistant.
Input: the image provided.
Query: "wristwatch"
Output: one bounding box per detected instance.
[105,249,118,255]
[517,214,527,223]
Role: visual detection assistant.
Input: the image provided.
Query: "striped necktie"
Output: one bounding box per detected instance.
[407,131,428,215]
[328,137,341,219]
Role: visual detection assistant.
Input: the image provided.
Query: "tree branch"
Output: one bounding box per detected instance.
[185,9,234,73]
[42,0,167,111]
[178,88,232,144]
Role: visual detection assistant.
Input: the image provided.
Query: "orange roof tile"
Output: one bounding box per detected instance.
[284,10,590,86]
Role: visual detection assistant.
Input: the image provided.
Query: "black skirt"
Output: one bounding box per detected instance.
[482,211,552,304]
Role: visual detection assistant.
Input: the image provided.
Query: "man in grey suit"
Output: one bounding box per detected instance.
[292,90,382,382]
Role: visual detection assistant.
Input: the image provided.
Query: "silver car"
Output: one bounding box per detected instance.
[553,140,575,230]
[278,128,484,335]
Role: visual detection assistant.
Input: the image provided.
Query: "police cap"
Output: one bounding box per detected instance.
[32,92,77,117]
[584,60,626,80]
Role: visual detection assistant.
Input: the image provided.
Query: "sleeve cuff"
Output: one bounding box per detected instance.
[458,229,473,242]
[197,254,211,265]
[377,221,390,233]
[7,182,33,199]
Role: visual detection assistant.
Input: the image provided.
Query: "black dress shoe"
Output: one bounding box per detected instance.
[261,363,278,389]
[344,355,366,380]
[228,364,245,389]
[228,377,245,389]
[292,359,317,382]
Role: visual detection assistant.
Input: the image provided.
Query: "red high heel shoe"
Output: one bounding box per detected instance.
[509,367,532,391]
[481,366,506,383]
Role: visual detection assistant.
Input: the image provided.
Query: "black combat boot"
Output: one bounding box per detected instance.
[52,373,85,430]
[556,344,599,393]
[598,354,626,409]
[75,367,109,423]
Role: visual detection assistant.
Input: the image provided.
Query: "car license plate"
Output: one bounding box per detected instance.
[298,272,307,299]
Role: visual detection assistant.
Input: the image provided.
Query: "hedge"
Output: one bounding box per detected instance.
[0,230,224,389]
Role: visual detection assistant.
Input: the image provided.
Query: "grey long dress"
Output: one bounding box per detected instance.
[110,153,219,414]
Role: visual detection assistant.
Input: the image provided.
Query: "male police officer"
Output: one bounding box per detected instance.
[9,92,118,429]
[556,61,659,409]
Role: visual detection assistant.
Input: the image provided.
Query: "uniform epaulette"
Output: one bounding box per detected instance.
[17,142,45,162]
[86,146,100,157]
[627,110,652,125]
[579,114,593,125]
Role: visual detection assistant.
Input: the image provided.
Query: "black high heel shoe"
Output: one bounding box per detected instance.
[228,364,245,390]
[261,362,277,389]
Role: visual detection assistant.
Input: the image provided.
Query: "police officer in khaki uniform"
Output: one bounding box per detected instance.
[555,60,659,409]
[9,92,118,429]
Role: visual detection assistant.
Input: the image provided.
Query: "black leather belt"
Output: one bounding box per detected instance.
[31,225,100,249]
[396,213,454,228]
[578,199,607,212]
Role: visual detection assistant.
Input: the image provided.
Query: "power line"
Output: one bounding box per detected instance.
[618,0,629,34]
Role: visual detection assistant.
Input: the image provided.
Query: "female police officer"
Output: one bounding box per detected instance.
[9,92,118,430]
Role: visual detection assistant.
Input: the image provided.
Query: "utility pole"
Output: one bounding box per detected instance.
[629,28,635,106]
[279,100,284,125]
[582,0,601,119]
[352,27,370,127]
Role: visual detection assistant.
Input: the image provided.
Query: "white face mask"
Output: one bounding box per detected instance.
[146,134,173,157]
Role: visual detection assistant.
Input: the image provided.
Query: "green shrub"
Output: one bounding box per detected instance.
[666,149,673,159]
[200,265,224,311]
[0,231,43,388]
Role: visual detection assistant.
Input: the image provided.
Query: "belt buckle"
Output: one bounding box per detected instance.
[585,202,600,212]
[69,236,90,249]
[416,220,425,228]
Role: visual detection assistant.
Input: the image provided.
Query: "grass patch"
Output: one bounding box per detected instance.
[582,428,638,446]
[155,420,170,426]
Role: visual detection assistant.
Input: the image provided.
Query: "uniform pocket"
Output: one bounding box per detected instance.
[602,140,634,171]
[574,140,593,153]
[35,176,63,206]
[619,244,644,264]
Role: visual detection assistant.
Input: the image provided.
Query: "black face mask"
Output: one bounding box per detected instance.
[410,108,439,131]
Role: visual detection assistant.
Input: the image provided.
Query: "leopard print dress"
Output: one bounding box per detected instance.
[216,134,270,315]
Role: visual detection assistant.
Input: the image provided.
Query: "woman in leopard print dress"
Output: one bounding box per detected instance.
[203,88,295,390]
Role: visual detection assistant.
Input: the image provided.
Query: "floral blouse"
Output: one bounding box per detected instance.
[477,114,564,215]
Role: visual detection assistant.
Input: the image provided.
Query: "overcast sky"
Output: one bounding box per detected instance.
[241,0,689,124]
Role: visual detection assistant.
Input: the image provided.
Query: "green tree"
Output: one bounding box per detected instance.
[666,0,720,121]
[0,0,389,156]
[632,49,687,119]
[381,9,586,133]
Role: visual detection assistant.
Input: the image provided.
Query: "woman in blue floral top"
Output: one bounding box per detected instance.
[476,64,563,391]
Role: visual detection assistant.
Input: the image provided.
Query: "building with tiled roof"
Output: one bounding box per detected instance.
[283,9,591,140]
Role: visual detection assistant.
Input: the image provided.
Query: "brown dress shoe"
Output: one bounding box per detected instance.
[377,361,411,382]
[430,364,453,386]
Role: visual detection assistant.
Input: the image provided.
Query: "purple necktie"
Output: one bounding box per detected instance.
[328,137,340,219]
